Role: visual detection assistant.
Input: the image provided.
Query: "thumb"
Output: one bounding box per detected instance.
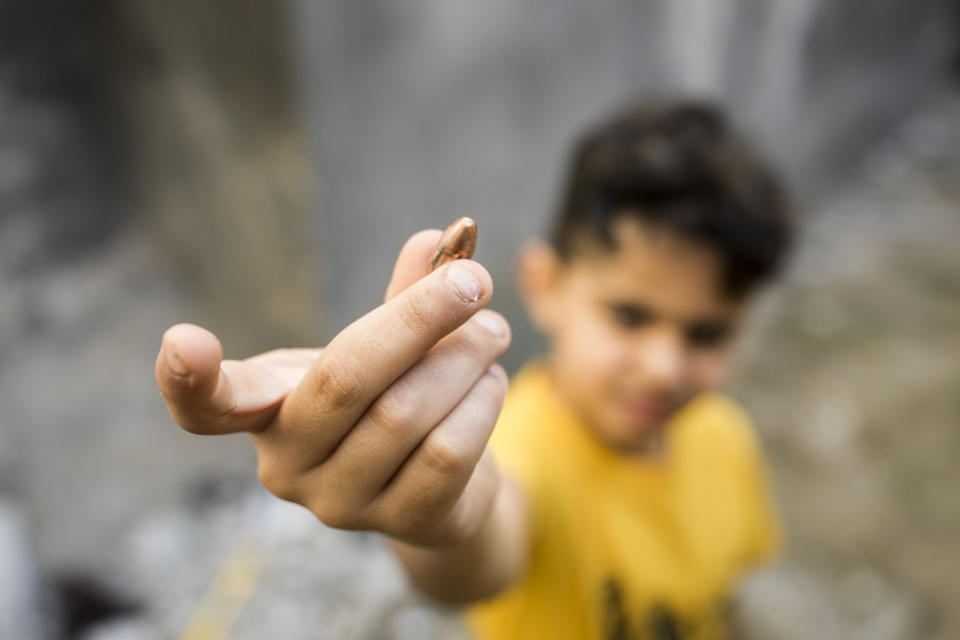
[384,229,443,301]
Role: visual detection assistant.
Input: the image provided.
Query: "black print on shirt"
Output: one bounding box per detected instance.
[602,578,729,640]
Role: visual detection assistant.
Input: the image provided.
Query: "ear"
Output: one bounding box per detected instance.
[515,240,562,334]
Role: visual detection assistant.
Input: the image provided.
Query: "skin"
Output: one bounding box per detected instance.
[518,216,745,455]
[155,216,745,604]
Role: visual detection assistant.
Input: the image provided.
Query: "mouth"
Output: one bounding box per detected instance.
[618,396,676,426]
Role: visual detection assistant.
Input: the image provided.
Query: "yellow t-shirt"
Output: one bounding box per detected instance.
[467,363,781,640]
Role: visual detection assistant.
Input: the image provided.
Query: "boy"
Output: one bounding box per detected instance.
[156,100,791,639]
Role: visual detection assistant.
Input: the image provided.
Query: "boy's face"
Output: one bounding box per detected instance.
[520,217,745,454]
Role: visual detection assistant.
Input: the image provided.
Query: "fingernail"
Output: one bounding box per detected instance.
[474,311,506,337]
[165,343,189,376]
[446,262,482,302]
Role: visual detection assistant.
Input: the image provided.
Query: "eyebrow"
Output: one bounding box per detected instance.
[604,299,732,332]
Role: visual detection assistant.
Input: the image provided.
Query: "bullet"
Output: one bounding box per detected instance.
[429,217,478,271]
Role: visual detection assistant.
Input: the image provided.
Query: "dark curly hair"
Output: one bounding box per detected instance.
[552,100,793,298]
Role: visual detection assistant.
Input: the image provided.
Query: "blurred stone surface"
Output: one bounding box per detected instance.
[731,92,960,639]
[112,0,320,353]
[113,487,467,639]
[0,499,43,640]
[0,1,316,636]
[0,0,127,271]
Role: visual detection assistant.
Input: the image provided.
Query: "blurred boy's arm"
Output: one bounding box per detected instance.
[389,471,529,604]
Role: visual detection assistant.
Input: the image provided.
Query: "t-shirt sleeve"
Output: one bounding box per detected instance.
[705,395,783,568]
[741,445,782,566]
[730,407,783,567]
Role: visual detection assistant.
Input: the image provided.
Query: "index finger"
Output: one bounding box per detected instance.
[272,259,494,462]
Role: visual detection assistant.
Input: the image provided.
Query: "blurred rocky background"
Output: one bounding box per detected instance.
[0,1,958,638]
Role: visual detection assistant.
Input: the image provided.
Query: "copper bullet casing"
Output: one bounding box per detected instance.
[429,217,478,271]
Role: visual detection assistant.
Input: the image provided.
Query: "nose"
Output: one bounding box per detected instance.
[635,325,686,394]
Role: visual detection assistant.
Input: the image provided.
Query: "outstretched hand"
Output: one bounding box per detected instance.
[155,229,511,547]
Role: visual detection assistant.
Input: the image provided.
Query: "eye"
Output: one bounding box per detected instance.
[609,304,652,330]
[686,322,731,349]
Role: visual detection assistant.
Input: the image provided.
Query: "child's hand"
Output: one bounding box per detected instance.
[155,230,511,547]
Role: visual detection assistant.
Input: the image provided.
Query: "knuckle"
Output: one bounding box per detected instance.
[419,435,468,478]
[309,499,365,531]
[395,289,435,335]
[375,491,464,545]
[451,315,504,359]
[478,371,509,406]
[257,457,301,503]
[159,371,197,397]
[376,499,432,540]
[312,356,365,410]
[366,388,416,436]
[456,324,493,355]
[159,374,212,410]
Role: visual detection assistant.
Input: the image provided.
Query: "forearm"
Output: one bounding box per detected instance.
[389,475,529,605]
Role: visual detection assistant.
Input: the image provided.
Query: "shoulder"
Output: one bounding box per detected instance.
[673,393,764,465]
[675,394,783,562]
